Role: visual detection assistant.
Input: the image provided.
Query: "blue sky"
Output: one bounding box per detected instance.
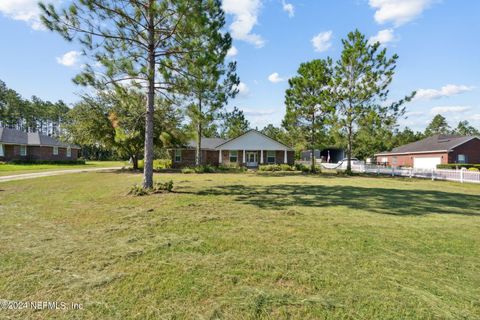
[1,0,479,131]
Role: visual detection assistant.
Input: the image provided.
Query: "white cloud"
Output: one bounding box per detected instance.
[430,106,471,114]
[405,111,424,117]
[369,0,434,27]
[282,0,294,18]
[369,29,395,45]
[0,0,60,30]
[415,84,475,100]
[222,0,265,48]
[471,114,480,121]
[311,31,333,53]
[56,51,81,67]
[226,46,238,58]
[236,82,250,96]
[268,72,286,83]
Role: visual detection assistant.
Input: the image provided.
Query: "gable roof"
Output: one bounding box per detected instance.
[376,134,479,156]
[215,129,293,151]
[0,127,79,148]
[186,137,228,150]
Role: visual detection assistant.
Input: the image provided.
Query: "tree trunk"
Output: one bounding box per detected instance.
[310,114,316,173]
[346,123,353,174]
[195,98,202,166]
[132,155,139,170]
[143,6,155,189]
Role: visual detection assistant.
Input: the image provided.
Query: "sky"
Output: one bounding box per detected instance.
[0,0,479,132]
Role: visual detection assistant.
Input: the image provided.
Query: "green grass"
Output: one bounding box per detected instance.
[0,161,127,176]
[0,172,479,319]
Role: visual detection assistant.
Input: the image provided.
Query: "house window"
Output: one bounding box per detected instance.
[174,149,182,162]
[20,145,27,156]
[0,144,4,157]
[392,156,398,165]
[53,146,59,155]
[267,151,276,164]
[229,150,238,163]
[458,154,467,164]
[67,147,71,157]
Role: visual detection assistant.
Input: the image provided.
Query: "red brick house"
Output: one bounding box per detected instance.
[172,129,295,168]
[375,134,480,169]
[0,127,80,162]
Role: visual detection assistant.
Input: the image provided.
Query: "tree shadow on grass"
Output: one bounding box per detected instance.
[197,184,480,216]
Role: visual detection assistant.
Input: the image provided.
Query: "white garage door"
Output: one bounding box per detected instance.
[413,157,442,169]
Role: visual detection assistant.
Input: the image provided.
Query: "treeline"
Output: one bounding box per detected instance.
[0,80,69,136]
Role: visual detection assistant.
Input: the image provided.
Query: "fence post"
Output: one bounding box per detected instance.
[460,168,464,184]
[431,169,435,181]
[392,167,395,177]
[410,168,413,179]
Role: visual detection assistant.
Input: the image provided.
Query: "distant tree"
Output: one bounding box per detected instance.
[392,127,424,147]
[284,59,334,171]
[261,124,283,141]
[40,0,228,188]
[354,109,396,159]
[219,107,250,139]
[424,114,450,136]
[453,120,479,136]
[331,30,415,173]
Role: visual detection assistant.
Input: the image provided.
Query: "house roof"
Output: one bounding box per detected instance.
[0,127,80,148]
[186,137,228,150]
[215,129,293,151]
[376,134,479,156]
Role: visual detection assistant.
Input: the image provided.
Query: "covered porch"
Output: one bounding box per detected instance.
[218,149,291,168]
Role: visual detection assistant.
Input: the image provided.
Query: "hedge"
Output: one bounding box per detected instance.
[437,163,480,170]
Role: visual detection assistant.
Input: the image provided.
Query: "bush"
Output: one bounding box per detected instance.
[194,165,216,173]
[217,164,247,173]
[137,159,172,171]
[9,159,86,165]
[128,180,174,196]
[468,167,479,172]
[259,164,296,172]
[181,167,195,174]
[437,163,480,170]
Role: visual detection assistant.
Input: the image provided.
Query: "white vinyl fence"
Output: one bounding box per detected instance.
[347,164,480,184]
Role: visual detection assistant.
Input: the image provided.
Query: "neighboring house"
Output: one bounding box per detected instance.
[172,129,295,168]
[300,148,345,163]
[0,127,80,162]
[375,134,480,169]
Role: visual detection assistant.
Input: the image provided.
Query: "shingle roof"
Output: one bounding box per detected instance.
[186,137,227,149]
[376,134,478,155]
[0,127,79,148]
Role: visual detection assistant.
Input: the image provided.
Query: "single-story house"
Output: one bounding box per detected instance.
[172,129,295,168]
[375,134,480,169]
[0,127,80,162]
[300,148,345,163]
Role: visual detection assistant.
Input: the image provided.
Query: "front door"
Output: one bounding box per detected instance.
[246,151,258,167]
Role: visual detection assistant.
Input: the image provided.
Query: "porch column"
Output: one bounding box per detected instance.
[260,150,264,164]
[284,149,288,164]
[219,149,222,163]
[243,149,246,164]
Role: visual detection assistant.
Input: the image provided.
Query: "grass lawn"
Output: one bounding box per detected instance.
[0,161,127,176]
[0,172,479,319]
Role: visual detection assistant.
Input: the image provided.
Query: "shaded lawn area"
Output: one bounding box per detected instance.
[0,172,479,319]
[0,161,127,176]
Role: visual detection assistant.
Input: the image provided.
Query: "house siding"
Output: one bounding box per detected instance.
[0,145,78,162]
[449,138,480,164]
[378,152,448,167]
[172,149,220,168]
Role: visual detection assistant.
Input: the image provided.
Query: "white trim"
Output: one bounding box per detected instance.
[67,146,71,157]
[284,149,288,164]
[243,149,246,163]
[0,143,4,157]
[174,149,182,162]
[53,146,59,155]
[229,150,238,163]
[219,149,222,163]
[266,150,276,164]
[375,150,448,156]
[260,150,264,164]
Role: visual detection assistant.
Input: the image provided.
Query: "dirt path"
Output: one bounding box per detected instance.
[0,167,123,183]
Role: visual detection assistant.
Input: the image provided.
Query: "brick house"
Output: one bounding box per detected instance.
[375,134,480,169]
[0,127,80,162]
[172,129,295,168]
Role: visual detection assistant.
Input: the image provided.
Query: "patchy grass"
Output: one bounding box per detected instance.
[0,172,479,319]
[0,161,127,176]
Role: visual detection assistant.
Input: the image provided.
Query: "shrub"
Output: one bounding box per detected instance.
[194,165,216,173]
[128,180,174,196]
[138,159,172,171]
[437,163,480,170]
[468,167,479,172]
[217,164,247,173]
[279,164,295,171]
[181,167,195,174]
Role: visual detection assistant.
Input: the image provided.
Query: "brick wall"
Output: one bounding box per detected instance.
[450,138,480,164]
[0,144,78,162]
